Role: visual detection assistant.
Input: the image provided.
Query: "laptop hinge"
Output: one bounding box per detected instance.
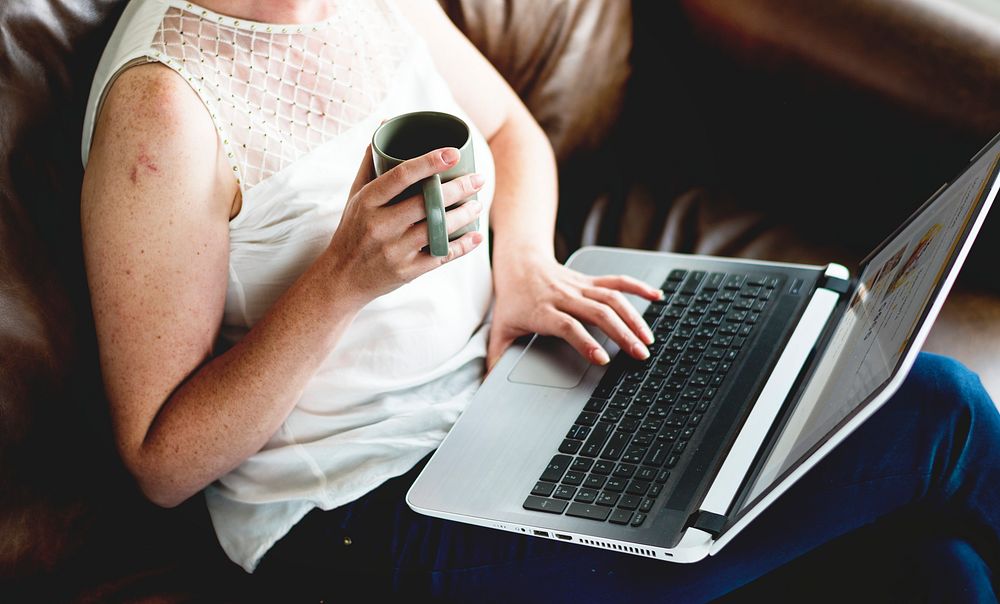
[818,274,851,295]
[688,510,728,538]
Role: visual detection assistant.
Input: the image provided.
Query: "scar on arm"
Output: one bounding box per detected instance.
[129,149,160,184]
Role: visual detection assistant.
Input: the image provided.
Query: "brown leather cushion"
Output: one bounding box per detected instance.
[440,0,632,162]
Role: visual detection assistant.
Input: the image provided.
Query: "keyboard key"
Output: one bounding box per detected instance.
[631,512,648,527]
[602,408,624,423]
[574,487,599,504]
[704,272,726,291]
[609,508,634,525]
[680,271,705,294]
[571,458,594,472]
[655,391,678,405]
[592,385,615,399]
[632,432,654,447]
[665,454,681,468]
[657,469,671,483]
[667,269,687,282]
[645,443,670,467]
[621,446,647,464]
[566,502,612,521]
[584,398,607,413]
[592,460,615,475]
[540,455,573,483]
[604,477,627,493]
[553,485,577,500]
[640,419,664,432]
[618,495,641,510]
[613,463,637,479]
[639,498,656,513]
[626,480,650,496]
[566,424,590,440]
[523,496,568,514]
[723,275,744,290]
[648,483,663,498]
[576,411,600,427]
[584,474,607,489]
[559,439,582,455]
[600,431,630,461]
[562,470,586,486]
[581,421,614,457]
[609,395,631,409]
[596,491,621,507]
[531,481,556,497]
[637,466,658,481]
[618,418,640,433]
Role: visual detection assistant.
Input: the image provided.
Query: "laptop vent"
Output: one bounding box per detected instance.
[577,537,658,559]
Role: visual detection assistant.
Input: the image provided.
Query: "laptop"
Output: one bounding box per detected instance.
[406,132,1000,563]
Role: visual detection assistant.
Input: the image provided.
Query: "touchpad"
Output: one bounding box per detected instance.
[507,328,607,389]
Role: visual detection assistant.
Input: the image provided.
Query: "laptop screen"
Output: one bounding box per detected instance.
[739,137,1000,510]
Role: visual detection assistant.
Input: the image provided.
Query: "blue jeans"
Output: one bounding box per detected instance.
[254,353,999,602]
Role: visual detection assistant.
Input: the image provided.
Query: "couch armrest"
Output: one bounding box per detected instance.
[682,0,1000,135]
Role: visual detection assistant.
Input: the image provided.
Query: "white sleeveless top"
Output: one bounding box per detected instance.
[82,0,494,572]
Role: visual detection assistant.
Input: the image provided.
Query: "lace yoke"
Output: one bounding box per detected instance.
[149,0,411,190]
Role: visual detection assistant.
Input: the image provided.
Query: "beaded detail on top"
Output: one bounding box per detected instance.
[150,0,411,190]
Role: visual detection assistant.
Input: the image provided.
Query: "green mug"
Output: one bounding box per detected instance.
[372,111,478,257]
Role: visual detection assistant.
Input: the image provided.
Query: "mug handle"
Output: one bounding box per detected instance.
[422,174,449,257]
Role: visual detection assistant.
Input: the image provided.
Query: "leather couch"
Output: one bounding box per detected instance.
[2,0,997,601]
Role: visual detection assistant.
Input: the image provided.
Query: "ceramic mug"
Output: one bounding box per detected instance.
[372,111,478,257]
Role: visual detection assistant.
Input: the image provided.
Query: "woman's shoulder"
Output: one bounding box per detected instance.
[84,62,238,220]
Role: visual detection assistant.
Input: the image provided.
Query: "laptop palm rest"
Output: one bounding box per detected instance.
[507,327,608,389]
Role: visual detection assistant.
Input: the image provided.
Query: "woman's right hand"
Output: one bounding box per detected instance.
[326,144,485,304]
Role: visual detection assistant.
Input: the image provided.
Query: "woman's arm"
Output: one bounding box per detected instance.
[83,64,483,507]
[399,1,662,371]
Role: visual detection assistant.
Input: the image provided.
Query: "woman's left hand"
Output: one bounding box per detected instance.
[487,250,664,374]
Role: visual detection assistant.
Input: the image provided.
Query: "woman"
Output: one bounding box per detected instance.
[81,0,999,601]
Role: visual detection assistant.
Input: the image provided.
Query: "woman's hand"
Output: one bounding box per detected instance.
[326,144,485,305]
[487,250,665,373]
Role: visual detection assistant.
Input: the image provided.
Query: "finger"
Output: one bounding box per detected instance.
[388,173,485,225]
[361,147,461,205]
[582,286,655,345]
[349,144,376,199]
[409,229,484,275]
[543,310,610,366]
[592,274,664,301]
[402,196,483,251]
[561,296,650,361]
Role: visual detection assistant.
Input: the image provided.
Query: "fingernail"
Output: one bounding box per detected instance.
[467,198,482,212]
[441,148,460,165]
[656,289,665,300]
[470,173,485,188]
[592,348,610,365]
[631,342,650,360]
[470,231,484,244]
[642,325,655,344]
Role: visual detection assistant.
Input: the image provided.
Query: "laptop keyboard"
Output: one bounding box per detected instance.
[522,269,781,528]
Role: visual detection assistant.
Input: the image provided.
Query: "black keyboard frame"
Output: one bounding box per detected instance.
[522,264,817,544]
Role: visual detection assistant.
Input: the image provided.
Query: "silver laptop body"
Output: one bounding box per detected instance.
[407,133,1000,563]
